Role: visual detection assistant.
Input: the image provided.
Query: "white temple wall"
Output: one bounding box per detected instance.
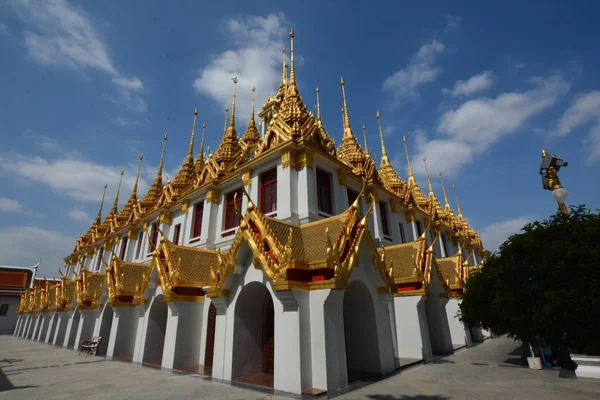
[296,165,317,223]
[94,303,114,355]
[393,296,433,361]
[45,314,58,343]
[140,293,168,366]
[295,291,312,391]
[425,266,454,355]
[63,310,80,348]
[107,306,139,360]
[30,314,40,339]
[52,311,67,345]
[324,289,347,392]
[161,301,204,371]
[37,313,50,341]
[74,309,100,350]
[198,298,212,364]
[21,316,30,337]
[13,316,20,336]
[446,298,472,349]
[276,163,293,221]
[131,303,148,363]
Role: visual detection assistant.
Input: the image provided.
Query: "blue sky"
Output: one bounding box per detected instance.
[1,0,599,278]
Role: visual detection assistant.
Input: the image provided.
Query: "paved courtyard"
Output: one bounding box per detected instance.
[1,334,599,399]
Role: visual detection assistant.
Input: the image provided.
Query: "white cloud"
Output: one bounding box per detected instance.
[553,91,600,163]
[193,12,291,120]
[445,71,494,97]
[0,23,10,36]
[111,117,142,128]
[383,40,446,100]
[445,15,462,32]
[8,0,146,112]
[0,197,25,213]
[68,209,90,224]
[414,74,570,177]
[480,216,534,252]
[0,152,151,204]
[0,226,74,278]
[112,76,143,92]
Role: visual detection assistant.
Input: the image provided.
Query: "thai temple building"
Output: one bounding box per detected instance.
[15,30,487,395]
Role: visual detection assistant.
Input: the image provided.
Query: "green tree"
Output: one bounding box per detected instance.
[459,205,600,370]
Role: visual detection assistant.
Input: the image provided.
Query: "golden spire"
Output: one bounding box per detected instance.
[132,154,143,197]
[241,86,261,155]
[362,125,369,155]
[377,111,389,163]
[188,108,198,158]
[316,87,321,121]
[279,47,287,90]
[157,133,167,179]
[173,110,199,187]
[439,172,452,211]
[222,106,229,136]
[110,170,124,214]
[289,29,296,86]
[228,76,237,130]
[452,184,464,219]
[422,156,434,196]
[94,184,108,224]
[198,123,206,161]
[403,136,415,184]
[250,86,256,126]
[340,77,352,138]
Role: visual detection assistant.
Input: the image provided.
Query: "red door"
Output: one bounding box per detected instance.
[204,303,216,368]
[261,295,274,374]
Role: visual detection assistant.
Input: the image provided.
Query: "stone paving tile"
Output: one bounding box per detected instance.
[2,334,600,399]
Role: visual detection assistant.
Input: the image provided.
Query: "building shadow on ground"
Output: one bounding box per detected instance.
[0,368,40,392]
[368,395,450,400]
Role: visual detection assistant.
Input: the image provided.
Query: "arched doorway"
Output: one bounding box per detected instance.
[203,303,216,375]
[97,305,113,356]
[232,282,275,388]
[142,295,168,367]
[343,280,382,383]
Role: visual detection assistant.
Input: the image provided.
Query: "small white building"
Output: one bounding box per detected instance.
[0,264,39,334]
[15,29,488,396]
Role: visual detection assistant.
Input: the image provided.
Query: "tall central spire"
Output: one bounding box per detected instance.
[316,87,321,121]
[95,184,108,225]
[195,123,206,175]
[289,29,296,86]
[222,107,229,136]
[188,108,198,158]
[133,154,143,197]
[110,171,124,214]
[214,77,242,166]
[377,111,390,164]
[157,133,167,180]
[340,77,352,138]
[281,47,287,87]
[422,156,434,196]
[452,184,464,220]
[229,76,237,130]
[403,136,415,185]
[362,125,369,156]
[439,172,452,211]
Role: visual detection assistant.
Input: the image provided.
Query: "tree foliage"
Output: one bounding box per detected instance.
[459,205,600,364]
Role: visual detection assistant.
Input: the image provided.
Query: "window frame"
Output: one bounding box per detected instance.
[223,188,243,233]
[173,223,182,245]
[399,222,406,244]
[119,236,128,260]
[95,247,104,271]
[135,231,144,259]
[379,200,391,239]
[316,168,333,216]
[147,222,159,255]
[191,201,204,240]
[259,168,278,215]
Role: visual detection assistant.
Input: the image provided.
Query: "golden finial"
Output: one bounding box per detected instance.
[222,107,229,136]
[132,154,143,196]
[340,77,352,137]
[229,76,237,129]
[439,172,451,210]
[403,136,415,182]
[158,133,168,178]
[452,184,464,219]
[95,183,108,223]
[199,123,206,159]
[289,29,296,86]
[362,125,369,155]
[250,86,256,125]
[281,47,288,87]
[188,108,198,158]
[316,87,321,121]
[377,111,389,162]
[111,170,124,213]
[422,156,434,195]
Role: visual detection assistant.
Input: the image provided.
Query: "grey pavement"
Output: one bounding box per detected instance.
[1,334,599,399]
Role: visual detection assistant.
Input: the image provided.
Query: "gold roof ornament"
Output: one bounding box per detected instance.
[451,184,469,238]
[99,171,124,236]
[276,47,288,101]
[402,137,429,210]
[376,111,405,195]
[194,123,206,175]
[240,86,262,156]
[79,184,108,247]
[422,156,444,222]
[213,77,243,168]
[133,134,167,219]
[115,154,143,229]
[337,78,373,178]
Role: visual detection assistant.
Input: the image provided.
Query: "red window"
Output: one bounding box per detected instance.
[119,236,128,259]
[147,223,158,254]
[379,201,390,237]
[260,168,277,214]
[192,202,204,238]
[225,188,243,230]
[135,231,143,259]
[316,168,333,215]
[95,247,104,271]
[173,223,181,245]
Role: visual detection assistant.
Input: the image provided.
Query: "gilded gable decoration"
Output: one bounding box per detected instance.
[75,266,106,310]
[240,87,262,157]
[194,123,206,175]
[131,134,167,222]
[401,137,429,212]
[106,252,152,306]
[377,111,406,196]
[113,154,143,232]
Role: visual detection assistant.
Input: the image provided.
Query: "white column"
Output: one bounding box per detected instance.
[273,291,302,394]
[305,290,330,392]
[161,301,204,371]
[445,298,471,348]
[13,316,21,336]
[132,304,149,364]
[393,296,432,361]
[199,199,219,249]
[296,167,316,223]
[439,233,447,258]
[73,309,101,350]
[30,315,40,339]
[323,290,348,393]
[276,164,293,221]
[37,314,50,341]
[53,312,69,345]
[107,306,138,361]
[62,311,76,347]
[371,199,384,244]
[44,314,57,343]
[410,221,419,241]
[375,294,397,374]
[209,297,231,381]
[198,299,212,364]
